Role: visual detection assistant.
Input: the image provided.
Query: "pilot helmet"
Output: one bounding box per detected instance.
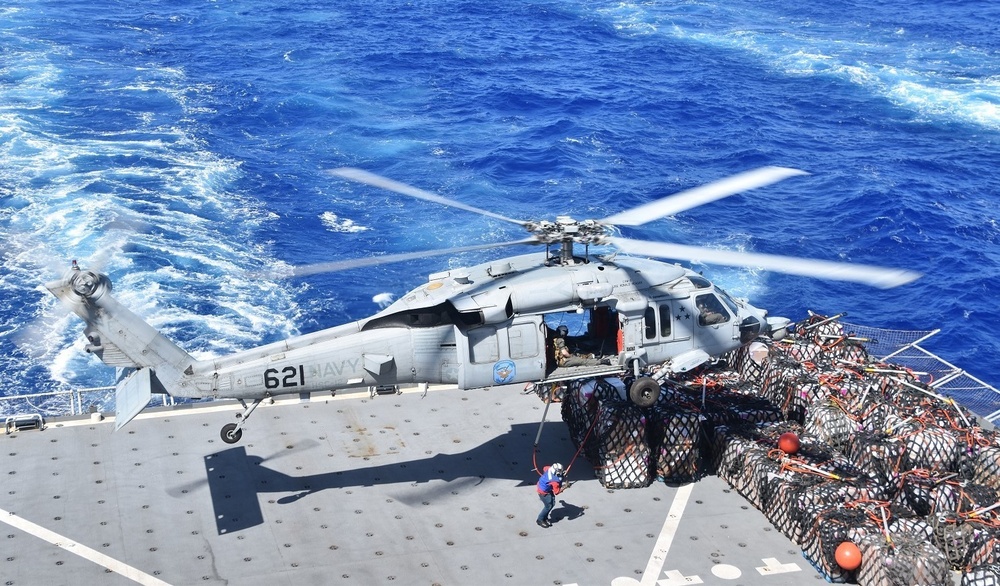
[556,325,569,337]
[551,463,565,475]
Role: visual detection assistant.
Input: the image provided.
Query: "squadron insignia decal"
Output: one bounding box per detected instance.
[493,360,516,384]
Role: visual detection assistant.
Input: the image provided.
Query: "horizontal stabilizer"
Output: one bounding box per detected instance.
[116,368,153,431]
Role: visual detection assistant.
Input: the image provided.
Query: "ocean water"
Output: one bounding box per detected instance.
[2,0,998,413]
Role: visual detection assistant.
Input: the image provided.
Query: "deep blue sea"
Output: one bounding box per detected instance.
[2,0,999,413]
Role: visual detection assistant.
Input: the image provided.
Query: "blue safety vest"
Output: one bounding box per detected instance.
[536,467,562,494]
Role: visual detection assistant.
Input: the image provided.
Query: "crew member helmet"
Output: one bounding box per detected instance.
[551,463,565,475]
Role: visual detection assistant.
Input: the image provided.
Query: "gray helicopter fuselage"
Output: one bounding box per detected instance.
[176,252,772,400]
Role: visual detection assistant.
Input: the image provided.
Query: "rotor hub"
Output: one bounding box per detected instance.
[67,267,110,300]
[525,216,610,246]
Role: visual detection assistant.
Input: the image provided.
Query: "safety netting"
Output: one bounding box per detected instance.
[552,312,1000,585]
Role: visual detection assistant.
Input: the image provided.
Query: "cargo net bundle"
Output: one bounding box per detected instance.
[554,313,1000,585]
[560,378,696,488]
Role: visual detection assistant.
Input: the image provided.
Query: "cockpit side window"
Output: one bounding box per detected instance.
[695,294,730,326]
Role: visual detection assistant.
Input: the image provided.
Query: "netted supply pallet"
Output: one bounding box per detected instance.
[703,424,730,476]
[727,339,777,387]
[799,505,873,583]
[717,435,783,509]
[561,382,597,461]
[925,482,1000,569]
[714,422,798,501]
[896,473,947,517]
[845,431,907,489]
[799,501,950,585]
[973,442,1000,491]
[966,535,1000,575]
[939,482,998,520]
[560,377,655,488]
[963,563,1000,586]
[779,336,829,364]
[933,512,994,570]
[863,365,926,399]
[857,531,952,586]
[594,400,651,489]
[788,480,873,545]
[900,424,967,474]
[793,314,871,364]
[762,474,827,540]
[648,404,700,482]
[561,377,627,463]
[824,339,870,365]
[760,358,818,423]
[805,395,857,448]
[695,385,784,428]
[715,425,759,496]
[859,399,899,434]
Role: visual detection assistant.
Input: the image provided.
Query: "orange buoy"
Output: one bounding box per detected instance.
[778,432,800,455]
[835,541,862,571]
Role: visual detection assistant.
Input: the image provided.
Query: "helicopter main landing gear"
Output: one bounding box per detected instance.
[628,376,660,408]
[220,397,266,444]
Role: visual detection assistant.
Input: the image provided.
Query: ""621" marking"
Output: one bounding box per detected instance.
[264,365,305,389]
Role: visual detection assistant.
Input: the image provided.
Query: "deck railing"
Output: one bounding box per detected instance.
[0,386,175,420]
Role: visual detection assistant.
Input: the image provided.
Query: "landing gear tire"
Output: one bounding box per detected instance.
[628,376,660,408]
[221,422,243,444]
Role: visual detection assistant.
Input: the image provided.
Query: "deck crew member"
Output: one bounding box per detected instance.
[536,462,565,528]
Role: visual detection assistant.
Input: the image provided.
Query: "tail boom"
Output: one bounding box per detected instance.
[47,266,200,428]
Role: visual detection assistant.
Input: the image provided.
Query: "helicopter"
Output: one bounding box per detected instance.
[46,166,920,443]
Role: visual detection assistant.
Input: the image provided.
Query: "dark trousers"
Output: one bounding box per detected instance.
[537,492,555,522]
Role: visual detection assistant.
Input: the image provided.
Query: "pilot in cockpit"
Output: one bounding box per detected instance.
[697,296,727,326]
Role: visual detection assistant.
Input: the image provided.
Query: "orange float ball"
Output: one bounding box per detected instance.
[835,541,862,571]
[778,432,800,455]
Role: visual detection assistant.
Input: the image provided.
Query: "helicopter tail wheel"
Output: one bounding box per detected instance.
[219,397,265,444]
[220,422,243,444]
[628,376,660,408]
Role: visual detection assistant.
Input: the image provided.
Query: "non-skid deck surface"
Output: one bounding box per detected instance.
[2,385,819,585]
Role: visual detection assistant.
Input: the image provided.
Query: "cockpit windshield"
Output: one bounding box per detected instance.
[715,287,741,316]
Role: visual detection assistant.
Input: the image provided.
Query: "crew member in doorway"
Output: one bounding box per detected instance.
[552,325,608,367]
[536,462,565,528]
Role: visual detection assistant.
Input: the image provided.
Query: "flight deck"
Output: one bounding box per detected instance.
[2,384,819,586]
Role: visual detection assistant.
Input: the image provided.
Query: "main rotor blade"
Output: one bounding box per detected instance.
[289,238,538,278]
[328,167,530,227]
[601,167,809,227]
[609,237,921,289]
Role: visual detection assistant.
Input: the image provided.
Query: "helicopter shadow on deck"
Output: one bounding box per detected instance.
[196,422,587,534]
